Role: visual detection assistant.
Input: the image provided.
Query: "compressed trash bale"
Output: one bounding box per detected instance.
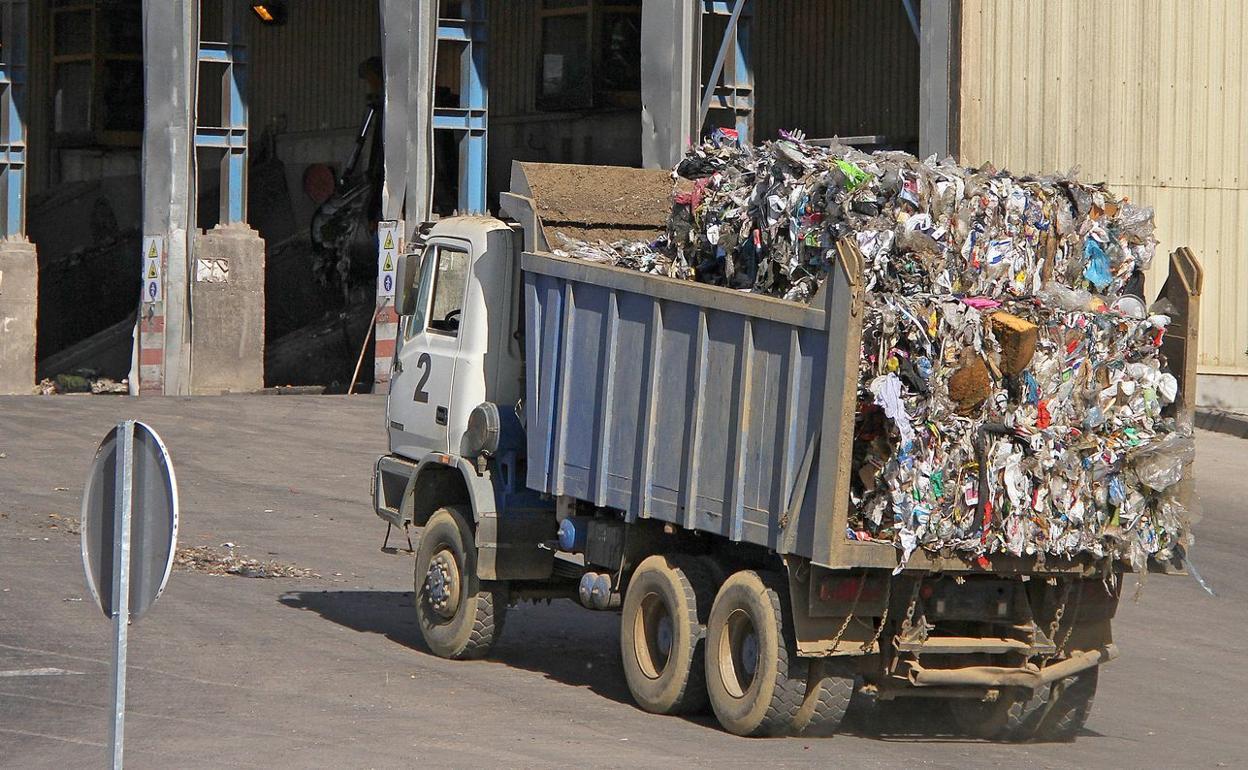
[948,354,992,412]
[990,311,1038,375]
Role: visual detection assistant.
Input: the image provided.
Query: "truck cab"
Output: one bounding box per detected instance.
[385,217,523,463]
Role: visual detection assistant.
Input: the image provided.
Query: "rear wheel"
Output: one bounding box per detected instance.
[1036,667,1098,741]
[794,659,858,736]
[950,685,1051,741]
[620,555,715,714]
[704,570,807,736]
[413,506,505,659]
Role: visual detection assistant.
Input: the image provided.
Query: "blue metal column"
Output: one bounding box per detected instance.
[434,0,487,214]
[197,0,248,224]
[727,5,752,142]
[0,0,29,237]
[699,0,753,144]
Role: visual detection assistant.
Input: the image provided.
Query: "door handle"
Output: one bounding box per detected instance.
[435,406,448,425]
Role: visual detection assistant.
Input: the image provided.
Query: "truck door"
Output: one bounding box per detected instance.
[388,239,473,458]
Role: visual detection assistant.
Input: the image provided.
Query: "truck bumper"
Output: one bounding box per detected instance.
[903,644,1118,689]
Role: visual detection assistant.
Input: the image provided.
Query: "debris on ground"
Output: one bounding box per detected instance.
[43,513,81,535]
[35,371,129,395]
[559,130,1193,571]
[174,544,319,579]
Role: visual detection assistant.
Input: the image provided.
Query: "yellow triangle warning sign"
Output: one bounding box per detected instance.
[383,253,394,271]
[147,262,158,279]
[148,242,158,258]
[383,232,394,250]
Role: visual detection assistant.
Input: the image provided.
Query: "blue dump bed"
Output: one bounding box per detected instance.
[521,241,875,570]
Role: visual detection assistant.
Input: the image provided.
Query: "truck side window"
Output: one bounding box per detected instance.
[428,247,469,336]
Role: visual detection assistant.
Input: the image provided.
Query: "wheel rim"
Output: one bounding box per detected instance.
[718,608,760,699]
[633,591,673,680]
[424,547,462,619]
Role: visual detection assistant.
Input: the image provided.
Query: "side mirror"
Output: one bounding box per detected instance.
[395,252,422,316]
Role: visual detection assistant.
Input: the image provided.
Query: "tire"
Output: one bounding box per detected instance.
[413,506,505,660]
[704,570,808,737]
[620,555,715,715]
[949,684,1051,741]
[794,658,858,736]
[1035,667,1098,741]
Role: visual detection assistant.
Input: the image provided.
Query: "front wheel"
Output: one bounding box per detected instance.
[413,506,506,659]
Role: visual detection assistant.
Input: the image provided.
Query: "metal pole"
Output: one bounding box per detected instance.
[109,421,135,769]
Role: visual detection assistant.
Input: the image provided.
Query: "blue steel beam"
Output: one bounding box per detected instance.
[454,0,487,214]
[194,128,249,149]
[437,20,471,43]
[0,1,30,238]
[196,0,248,225]
[728,6,752,141]
[432,110,487,132]
[902,0,920,41]
[698,0,753,144]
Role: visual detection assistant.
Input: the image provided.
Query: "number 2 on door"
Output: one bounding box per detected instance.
[413,353,432,403]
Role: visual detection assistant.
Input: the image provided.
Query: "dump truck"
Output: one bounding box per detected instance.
[371,162,1203,738]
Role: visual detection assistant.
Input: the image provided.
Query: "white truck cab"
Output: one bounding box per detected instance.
[387,216,524,462]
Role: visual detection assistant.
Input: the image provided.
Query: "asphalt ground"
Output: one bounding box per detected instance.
[1,395,1245,768]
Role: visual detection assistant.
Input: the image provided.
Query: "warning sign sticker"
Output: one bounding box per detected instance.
[141,235,164,304]
[377,220,400,299]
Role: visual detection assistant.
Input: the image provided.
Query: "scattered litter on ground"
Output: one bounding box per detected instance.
[174,544,319,579]
[560,130,1193,570]
[35,372,129,395]
[43,513,81,535]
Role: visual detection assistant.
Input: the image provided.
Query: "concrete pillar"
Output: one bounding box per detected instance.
[0,237,36,393]
[138,0,196,395]
[640,0,700,169]
[189,224,264,394]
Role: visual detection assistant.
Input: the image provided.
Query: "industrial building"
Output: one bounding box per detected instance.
[0,0,1241,409]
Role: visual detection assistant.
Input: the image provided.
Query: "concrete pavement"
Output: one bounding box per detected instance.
[1,395,1245,768]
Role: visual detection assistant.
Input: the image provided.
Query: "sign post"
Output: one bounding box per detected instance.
[374,219,402,393]
[81,421,178,769]
[110,422,134,769]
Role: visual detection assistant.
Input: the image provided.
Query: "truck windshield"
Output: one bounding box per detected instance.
[404,245,436,341]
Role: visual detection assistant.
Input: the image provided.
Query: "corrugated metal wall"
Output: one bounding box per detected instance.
[26,2,51,196]
[246,1,380,135]
[959,0,1248,375]
[753,0,918,145]
[487,1,538,117]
